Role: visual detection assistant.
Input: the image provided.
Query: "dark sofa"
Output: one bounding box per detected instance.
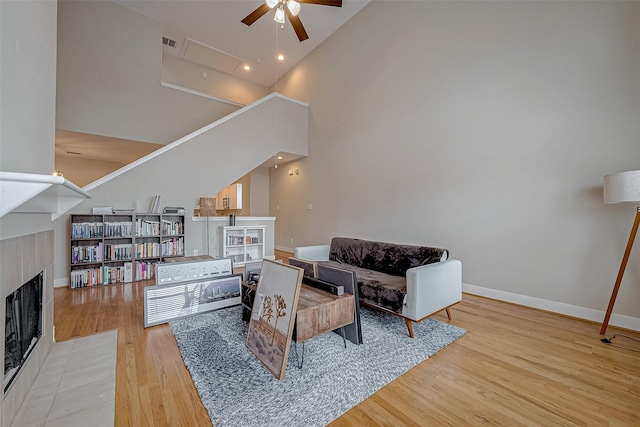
[294,237,463,337]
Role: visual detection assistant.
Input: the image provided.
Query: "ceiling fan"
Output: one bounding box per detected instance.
[241,0,343,42]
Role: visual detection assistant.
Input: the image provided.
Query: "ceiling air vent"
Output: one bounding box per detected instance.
[162,36,177,48]
[181,38,244,75]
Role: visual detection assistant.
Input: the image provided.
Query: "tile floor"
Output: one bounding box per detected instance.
[10,330,117,427]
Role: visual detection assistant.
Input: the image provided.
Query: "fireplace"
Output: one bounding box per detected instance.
[4,272,43,393]
[2,230,54,427]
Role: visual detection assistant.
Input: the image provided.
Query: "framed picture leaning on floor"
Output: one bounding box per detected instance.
[245,260,303,380]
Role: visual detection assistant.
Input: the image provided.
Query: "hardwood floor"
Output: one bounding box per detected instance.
[54,257,640,426]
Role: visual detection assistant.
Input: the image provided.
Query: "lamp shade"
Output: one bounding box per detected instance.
[287,0,301,16]
[274,6,285,23]
[603,170,640,204]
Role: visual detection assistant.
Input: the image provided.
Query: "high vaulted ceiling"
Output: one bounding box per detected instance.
[55,129,160,164]
[114,0,370,87]
[57,1,370,173]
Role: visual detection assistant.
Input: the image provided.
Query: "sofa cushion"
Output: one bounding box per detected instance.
[329,237,447,277]
[320,260,407,314]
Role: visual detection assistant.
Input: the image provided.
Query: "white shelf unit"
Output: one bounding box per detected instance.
[219,225,266,266]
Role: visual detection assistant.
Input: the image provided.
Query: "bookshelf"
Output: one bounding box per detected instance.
[134,213,161,282]
[70,213,185,288]
[160,214,185,259]
[219,225,265,266]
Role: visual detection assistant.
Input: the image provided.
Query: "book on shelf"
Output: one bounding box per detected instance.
[149,195,162,214]
[161,219,184,235]
[70,262,133,288]
[135,260,157,281]
[104,221,132,238]
[71,242,103,264]
[136,218,161,236]
[124,262,133,282]
[71,221,104,239]
[135,241,160,258]
[105,243,132,261]
[161,237,184,257]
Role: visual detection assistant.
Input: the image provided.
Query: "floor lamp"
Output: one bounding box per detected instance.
[199,197,216,256]
[600,170,640,335]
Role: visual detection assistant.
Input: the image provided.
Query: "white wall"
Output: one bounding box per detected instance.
[0,0,56,174]
[271,1,640,325]
[55,156,127,187]
[0,0,59,241]
[56,0,241,144]
[53,94,308,283]
[0,1,58,424]
[250,168,270,217]
[162,54,269,106]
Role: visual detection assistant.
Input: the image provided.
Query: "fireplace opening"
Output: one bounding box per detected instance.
[4,271,43,393]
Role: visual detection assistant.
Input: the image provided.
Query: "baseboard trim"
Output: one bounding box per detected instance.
[463,283,640,332]
[54,278,69,288]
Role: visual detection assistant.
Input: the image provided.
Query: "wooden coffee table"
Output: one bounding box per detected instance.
[241,282,354,369]
[241,282,355,342]
[293,285,355,343]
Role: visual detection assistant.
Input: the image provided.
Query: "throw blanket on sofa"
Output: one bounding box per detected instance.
[321,260,408,313]
[324,237,448,313]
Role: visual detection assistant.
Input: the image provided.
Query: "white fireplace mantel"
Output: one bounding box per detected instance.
[0,171,91,220]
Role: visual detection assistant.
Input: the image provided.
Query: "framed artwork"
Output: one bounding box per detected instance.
[144,273,242,327]
[246,259,303,380]
[243,260,264,283]
[317,264,363,345]
[287,257,318,278]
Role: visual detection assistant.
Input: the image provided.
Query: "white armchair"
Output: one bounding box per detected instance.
[403,259,462,336]
[294,244,330,261]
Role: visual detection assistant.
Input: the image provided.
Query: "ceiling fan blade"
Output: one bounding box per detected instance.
[286,9,309,42]
[299,0,342,7]
[241,3,271,26]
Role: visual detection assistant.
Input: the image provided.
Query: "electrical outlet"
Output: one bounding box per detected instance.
[193,250,199,256]
[290,238,294,244]
[307,204,313,210]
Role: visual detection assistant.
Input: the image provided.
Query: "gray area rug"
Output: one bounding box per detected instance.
[169,305,466,427]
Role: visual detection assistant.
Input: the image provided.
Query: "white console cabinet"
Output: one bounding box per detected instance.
[219,225,266,266]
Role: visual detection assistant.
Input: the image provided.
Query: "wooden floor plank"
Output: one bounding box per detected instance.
[54,253,640,426]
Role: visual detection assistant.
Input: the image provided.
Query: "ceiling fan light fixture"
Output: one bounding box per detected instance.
[274,5,285,24]
[242,0,342,42]
[287,0,301,17]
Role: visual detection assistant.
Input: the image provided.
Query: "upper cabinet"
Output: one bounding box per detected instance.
[215,187,227,210]
[216,183,242,210]
[228,183,242,209]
